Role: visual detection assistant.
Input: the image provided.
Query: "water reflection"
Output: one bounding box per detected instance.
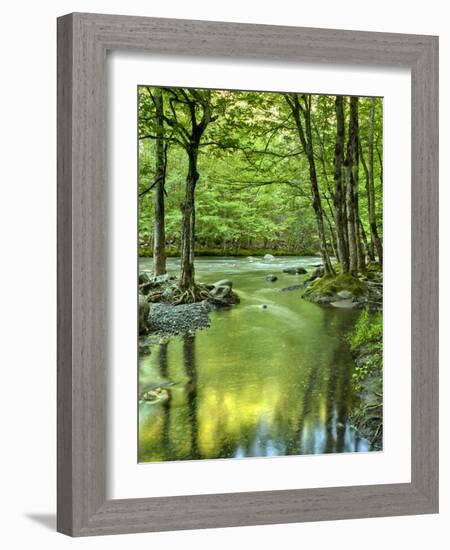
[183,334,200,459]
[138,256,372,462]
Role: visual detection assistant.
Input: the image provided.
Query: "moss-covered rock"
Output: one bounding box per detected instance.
[303,273,369,307]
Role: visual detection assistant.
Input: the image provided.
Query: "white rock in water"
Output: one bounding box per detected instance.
[337,290,353,300]
[263,254,275,261]
[213,279,232,288]
[330,299,358,309]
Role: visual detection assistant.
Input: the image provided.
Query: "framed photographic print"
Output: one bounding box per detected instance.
[57,13,438,536]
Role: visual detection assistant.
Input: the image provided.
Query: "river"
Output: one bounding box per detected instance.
[138,255,371,462]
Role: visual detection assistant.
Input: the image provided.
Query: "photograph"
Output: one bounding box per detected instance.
[137,86,383,462]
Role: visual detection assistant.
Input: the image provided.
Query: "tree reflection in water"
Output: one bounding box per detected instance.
[138,258,373,462]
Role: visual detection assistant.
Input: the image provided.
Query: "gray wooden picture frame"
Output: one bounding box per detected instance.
[57,12,439,537]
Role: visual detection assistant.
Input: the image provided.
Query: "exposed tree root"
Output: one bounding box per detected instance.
[171,284,211,305]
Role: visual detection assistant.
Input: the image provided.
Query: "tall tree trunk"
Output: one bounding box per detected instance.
[351,100,366,271]
[359,219,375,262]
[359,138,377,263]
[345,97,359,275]
[180,149,199,291]
[368,98,383,265]
[173,90,213,295]
[333,95,349,273]
[287,94,335,276]
[153,88,166,275]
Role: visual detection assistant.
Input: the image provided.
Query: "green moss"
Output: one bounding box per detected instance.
[350,309,383,351]
[307,273,368,297]
[361,262,383,281]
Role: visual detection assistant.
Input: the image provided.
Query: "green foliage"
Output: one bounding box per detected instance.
[138,86,383,256]
[350,309,383,351]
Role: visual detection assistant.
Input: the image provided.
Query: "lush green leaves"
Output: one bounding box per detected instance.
[138,87,383,255]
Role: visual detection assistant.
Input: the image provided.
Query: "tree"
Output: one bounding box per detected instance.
[360,98,383,265]
[162,88,215,296]
[152,88,166,275]
[138,87,384,289]
[345,96,362,275]
[285,93,335,276]
[333,95,349,273]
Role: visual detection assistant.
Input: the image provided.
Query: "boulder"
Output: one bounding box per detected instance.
[213,279,232,288]
[283,266,307,275]
[330,299,359,309]
[139,272,151,285]
[281,284,305,292]
[266,274,278,282]
[309,266,325,281]
[161,285,176,302]
[337,290,353,300]
[263,254,275,261]
[139,294,150,334]
[210,285,231,298]
[208,285,240,307]
[154,273,170,284]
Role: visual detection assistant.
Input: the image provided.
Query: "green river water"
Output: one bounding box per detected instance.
[138,256,371,462]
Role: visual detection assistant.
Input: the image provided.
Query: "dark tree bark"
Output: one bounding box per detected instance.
[333,95,349,273]
[286,94,335,276]
[345,96,361,275]
[351,100,366,271]
[152,88,166,276]
[176,91,213,292]
[359,99,383,265]
[368,98,383,265]
[359,219,375,262]
[179,146,200,291]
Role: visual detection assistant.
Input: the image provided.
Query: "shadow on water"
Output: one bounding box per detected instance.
[138,256,371,462]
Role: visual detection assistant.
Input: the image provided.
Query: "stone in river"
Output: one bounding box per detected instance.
[330,299,358,309]
[266,274,278,282]
[263,254,275,261]
[281,284,305,292]
[283,266,307,275]
[213,279,232,288]
[337,290,353,300]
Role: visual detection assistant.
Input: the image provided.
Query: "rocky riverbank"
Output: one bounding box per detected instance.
[139,272,239,337]
[301,264,383,311]
[257,256,383,311]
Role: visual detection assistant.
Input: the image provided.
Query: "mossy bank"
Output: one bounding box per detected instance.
[348,309,383,448]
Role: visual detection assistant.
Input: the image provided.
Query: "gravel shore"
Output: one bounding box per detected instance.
[148,301,212,335]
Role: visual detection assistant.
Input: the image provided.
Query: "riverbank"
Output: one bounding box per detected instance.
[139,245,318,258]
[302,263,383,311]
[139,271,239,336]
[348,309,383,448]
[139,256,383,337]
